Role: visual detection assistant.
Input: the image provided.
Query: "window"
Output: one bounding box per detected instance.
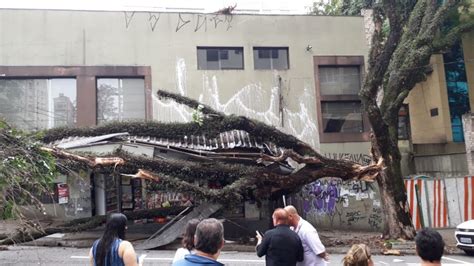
[0,78,76,131]
[320,66,360,95]
[97,78,146,124]
[444,41,469,142]
[398,104,410,140]
[315,56,368,142]
[322,101,363,133]
[320,66,363,133]
[253,47,289,70]
[197,47,244,70]
[0,66,151,127]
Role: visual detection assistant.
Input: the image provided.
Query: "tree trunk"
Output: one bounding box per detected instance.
[0,206,187,245]
[372,123,415,239]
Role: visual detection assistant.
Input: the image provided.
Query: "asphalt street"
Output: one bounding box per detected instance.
[0,246,474,266]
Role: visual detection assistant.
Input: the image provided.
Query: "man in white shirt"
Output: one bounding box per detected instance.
[285,205,329,266]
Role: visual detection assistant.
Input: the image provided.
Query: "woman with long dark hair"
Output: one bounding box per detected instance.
[89,213,138,266]
[172,219,200,263]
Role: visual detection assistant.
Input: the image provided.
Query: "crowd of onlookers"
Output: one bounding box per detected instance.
[88,208,446,266]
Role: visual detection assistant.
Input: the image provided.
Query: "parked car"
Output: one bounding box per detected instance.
[455,220,474,256]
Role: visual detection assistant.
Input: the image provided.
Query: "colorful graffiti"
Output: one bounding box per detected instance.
[296,178,382,231]
[301,178,374,214]
[302,179,341,214]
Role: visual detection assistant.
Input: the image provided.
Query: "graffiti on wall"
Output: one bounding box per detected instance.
[368,207,382,230]
[323,153,372,166]
[123,12,233,32]
[153,59,320,149]
[298,177,383,230]
[301,178,374,214]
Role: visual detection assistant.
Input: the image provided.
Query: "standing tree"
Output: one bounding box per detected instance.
[357,0,473,238]
[313,0,473,238]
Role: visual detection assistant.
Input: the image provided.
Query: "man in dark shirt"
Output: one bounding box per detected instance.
[256,208,304,266]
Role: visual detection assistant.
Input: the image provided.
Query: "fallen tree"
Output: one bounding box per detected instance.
[0,206,187,245]
[1,88,386,244]
[43,90,384,202]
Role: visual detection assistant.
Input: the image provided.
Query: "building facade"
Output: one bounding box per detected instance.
[405,31,474,177]
[0,8,381,230]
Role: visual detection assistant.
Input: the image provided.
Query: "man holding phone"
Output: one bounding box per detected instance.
[255,208,304,265]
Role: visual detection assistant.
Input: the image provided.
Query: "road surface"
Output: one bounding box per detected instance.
[0,246,473,265]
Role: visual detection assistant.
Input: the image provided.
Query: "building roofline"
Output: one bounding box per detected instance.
[0,7,363,17]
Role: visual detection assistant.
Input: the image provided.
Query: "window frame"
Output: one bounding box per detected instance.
[398,104,411,140]
[0,78,78,131]
[0,66,152,127]
[314,56,370,143]
[197,46,244,70]
[321,100,364,133]
[96,77,147,124]
[253,47,289,70]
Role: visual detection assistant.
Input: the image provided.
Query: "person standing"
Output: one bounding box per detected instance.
[90,213,138,266]
[172,218,225,266]
[172,219,200,263]
[285,205,328,266]
[415,228,444,266]
[256,208,304,266]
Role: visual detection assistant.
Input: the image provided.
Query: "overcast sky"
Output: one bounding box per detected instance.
[0,0,315,14]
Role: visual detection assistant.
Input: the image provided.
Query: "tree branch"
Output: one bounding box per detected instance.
[157,90,318,156]
[157,90,225,117]
[131,169,254,205]
[258,149,384,183]
[40,147,125,168]
[432,20,474,52]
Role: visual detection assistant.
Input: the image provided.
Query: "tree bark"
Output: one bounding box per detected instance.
[370,126,415,239]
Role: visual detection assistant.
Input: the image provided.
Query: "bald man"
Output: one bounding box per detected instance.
[285,205,328,266]
[256,208,304,266]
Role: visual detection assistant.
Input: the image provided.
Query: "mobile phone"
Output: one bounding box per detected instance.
[256,230,263,236]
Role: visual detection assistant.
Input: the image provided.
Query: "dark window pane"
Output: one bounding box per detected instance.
[321,101,363,133]
[254,49,271,69]
[220,48,244,69]
[207,50,219,61]
[219,50,229,60]
[197,47,243,70]
[398,116,408,139]
[443,41,469,142]
[258,50,271,59]
[271,49,278,59]
[97,78,145,124]
[320,66,360,95]
[254,47,289,70]
[0,79,76,131]
[398,105,410,140]
[272,49,289,70]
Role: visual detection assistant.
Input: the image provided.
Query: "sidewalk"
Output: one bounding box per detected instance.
[0,220,463,255]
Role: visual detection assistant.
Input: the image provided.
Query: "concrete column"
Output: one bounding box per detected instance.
[94,174,106,216]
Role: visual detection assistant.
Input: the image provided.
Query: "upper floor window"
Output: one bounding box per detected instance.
[97,78,145,124]
[319,66,360,95]
[319,66,363,133]
[314,56,368,143]
[398,104,410,140]
[197,47,244,70]
[253,47,289,70]
[0,78,76,131]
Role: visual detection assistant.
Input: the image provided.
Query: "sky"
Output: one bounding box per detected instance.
[0,0,315,14]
